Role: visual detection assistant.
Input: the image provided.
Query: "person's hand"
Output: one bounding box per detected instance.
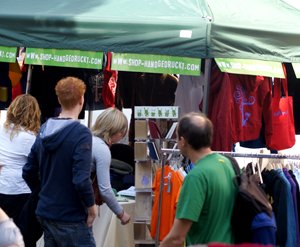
[0,208,9,222]
[86,204,97,227]
[117,210,131,225]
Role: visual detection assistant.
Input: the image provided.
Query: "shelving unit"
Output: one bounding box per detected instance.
[133,106,179,247]
[134,119,155,246]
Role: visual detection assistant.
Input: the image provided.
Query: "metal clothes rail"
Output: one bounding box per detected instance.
[161,148,300,160]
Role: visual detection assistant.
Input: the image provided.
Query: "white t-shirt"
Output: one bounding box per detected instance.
[0,124,36,194]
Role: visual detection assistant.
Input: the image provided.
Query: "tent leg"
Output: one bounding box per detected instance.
[88,110,92,128]
[202,58,212,115]
[25,65,32,94]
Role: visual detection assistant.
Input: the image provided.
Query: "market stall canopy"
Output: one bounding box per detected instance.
[0,0,299,62]
[208,0,300,62]
[0,0,210,59]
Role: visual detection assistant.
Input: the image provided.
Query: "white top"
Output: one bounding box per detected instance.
[0,124,36,194]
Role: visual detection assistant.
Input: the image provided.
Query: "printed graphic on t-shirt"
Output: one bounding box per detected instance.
[234,85,256,126]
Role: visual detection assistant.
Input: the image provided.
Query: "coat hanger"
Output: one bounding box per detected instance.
[256,161,263,184]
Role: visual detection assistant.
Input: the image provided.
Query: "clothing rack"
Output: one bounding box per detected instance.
[161,148,300,160]
[155,150,300,245]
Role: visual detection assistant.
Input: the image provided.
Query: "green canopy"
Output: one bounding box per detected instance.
[0,0,209,58]
[208,0,300,62]
[0,0,300,62]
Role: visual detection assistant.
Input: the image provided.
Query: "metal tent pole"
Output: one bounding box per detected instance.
[155,154,166,247]
[25,65,32,94]
[202,59,212,115]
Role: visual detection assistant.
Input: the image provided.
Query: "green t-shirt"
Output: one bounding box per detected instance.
[176,153,237,245]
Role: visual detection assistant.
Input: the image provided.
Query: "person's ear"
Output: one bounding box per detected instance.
[179,136,186,146]
[79,95,84,106]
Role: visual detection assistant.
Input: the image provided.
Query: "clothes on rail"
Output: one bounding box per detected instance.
[227,160,276,246]
[150,164,184,241]
[262,166,300,247]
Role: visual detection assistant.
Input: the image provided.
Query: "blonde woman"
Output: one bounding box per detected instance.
[91,107,131,225]
[0,94,41,223]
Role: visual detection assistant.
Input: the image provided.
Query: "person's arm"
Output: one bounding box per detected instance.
[72,127,96,227]
[93,137,130,224]
[160,218,192,247]
[0,207,9,221]
[22,139,40,191]
[116,209,131,225]
[86,205,97,227]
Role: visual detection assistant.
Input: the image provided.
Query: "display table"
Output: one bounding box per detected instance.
[37,199,135,247]
[93,199,135,247]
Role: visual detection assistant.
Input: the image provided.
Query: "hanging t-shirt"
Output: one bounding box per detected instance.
[150,165,184,241]
[102,52,117,108]
[229,74,272,144]
[174,75,205,117]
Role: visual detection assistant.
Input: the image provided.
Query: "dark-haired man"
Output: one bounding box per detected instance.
[160,112,237,246]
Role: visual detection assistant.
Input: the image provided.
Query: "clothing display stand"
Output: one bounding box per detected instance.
[152,146,300,246]
[134,117,155,246]
[133,106,179,247]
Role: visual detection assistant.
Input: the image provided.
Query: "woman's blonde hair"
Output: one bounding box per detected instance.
[91,107,128,144]
[4,94,41,139]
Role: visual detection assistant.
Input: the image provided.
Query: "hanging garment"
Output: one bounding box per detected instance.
[226,157,276,246]
[283,168,300,246]
[251,212,277,246]
[262,169,297,247]
[150,165,184,241]
[135,73,178,106]
[208,63,234,151]
[102,52,117,108]
[174,74,204,117]
[229,74,272,144]
[0,62,12,109]
[8,62,22,88]
[239,121,267,149]
[289,170,300,234]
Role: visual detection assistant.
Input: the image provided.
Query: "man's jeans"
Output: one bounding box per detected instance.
[38,218,96,247]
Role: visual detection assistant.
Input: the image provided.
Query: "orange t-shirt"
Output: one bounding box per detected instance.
[150,165,184,240]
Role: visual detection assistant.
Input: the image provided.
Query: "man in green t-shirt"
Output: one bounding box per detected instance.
[160,112,237,247]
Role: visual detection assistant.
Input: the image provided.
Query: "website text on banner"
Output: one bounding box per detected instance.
[25,48,103,69]
[0,46,17,63]
[215,58,285,78]
[111,53,201,76]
